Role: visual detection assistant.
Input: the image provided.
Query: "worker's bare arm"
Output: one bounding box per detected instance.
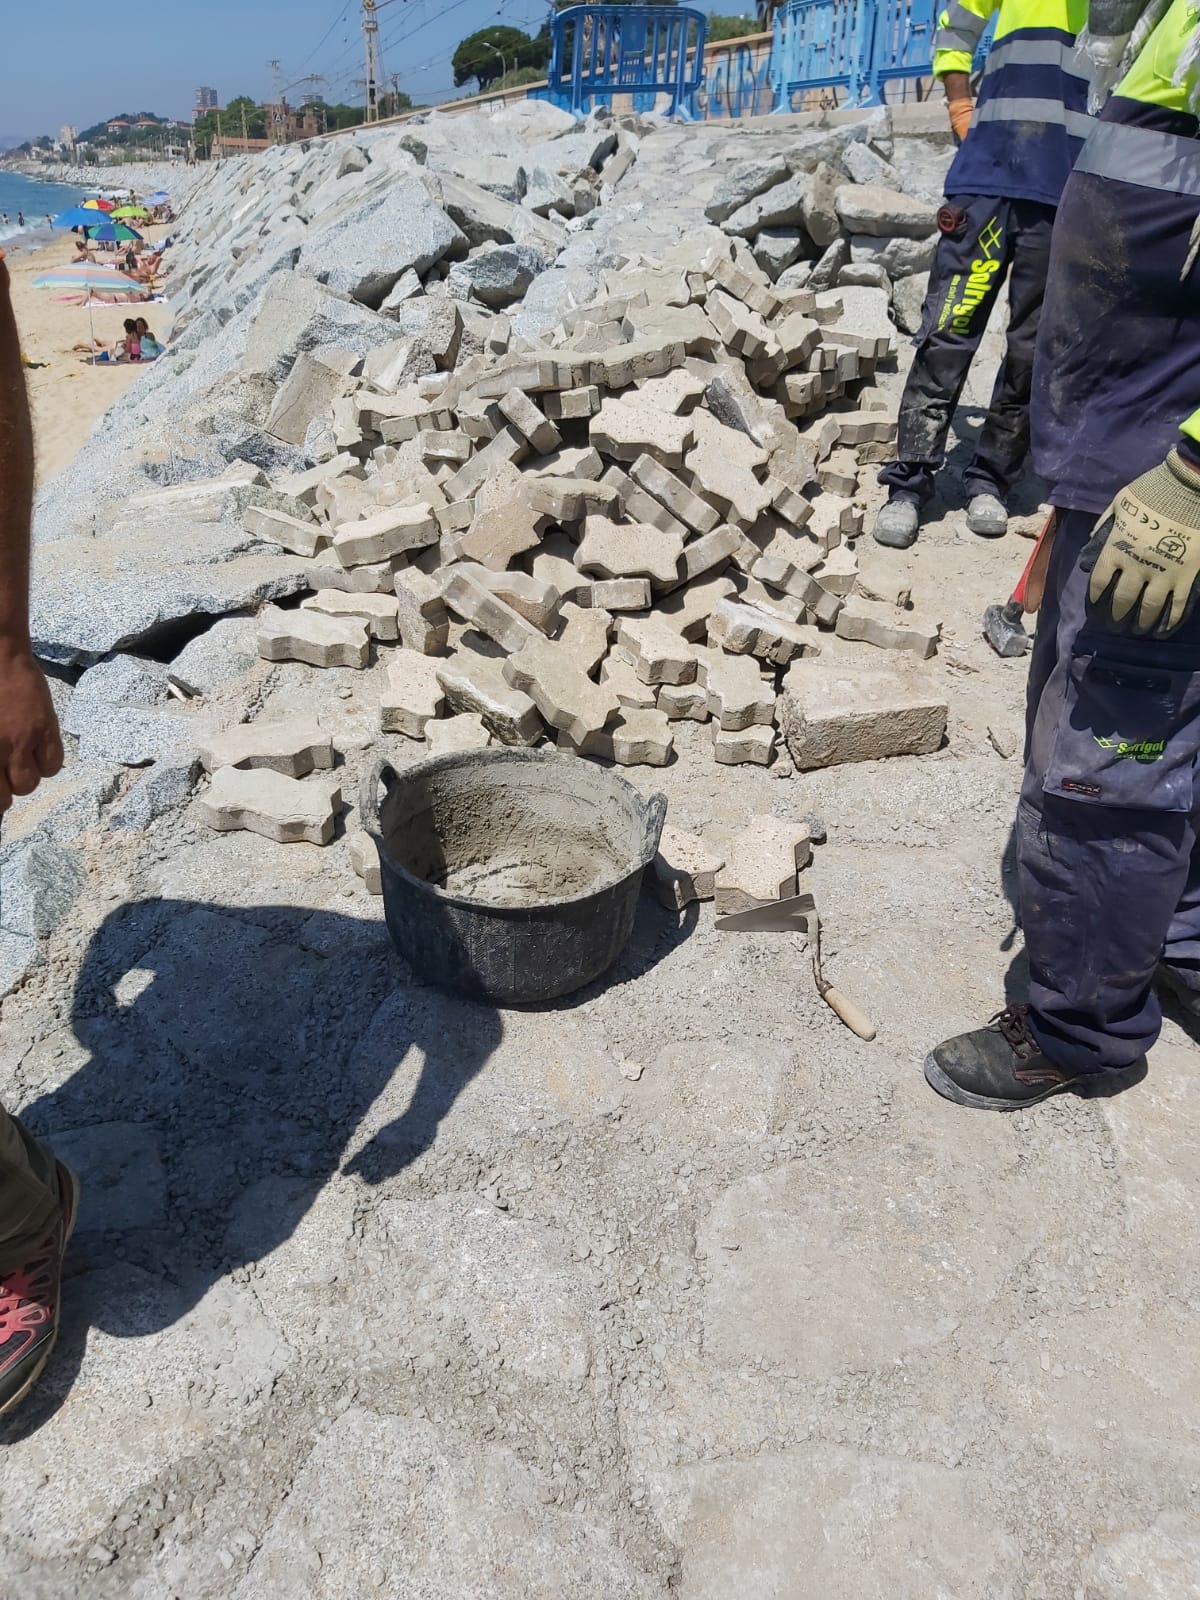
[0,252,63,812]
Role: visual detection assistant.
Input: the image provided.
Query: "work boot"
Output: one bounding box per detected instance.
[924,1005,1098,1110]
[873,498,920,549]
[0,1162,79,1416]
[965,493,1009,537]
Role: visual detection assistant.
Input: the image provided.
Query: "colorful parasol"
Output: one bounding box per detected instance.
[86,222,144,243]
[111,205,150,220]
[32,263,147,348]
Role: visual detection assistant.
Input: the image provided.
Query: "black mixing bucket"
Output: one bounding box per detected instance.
[359,749,667,1004]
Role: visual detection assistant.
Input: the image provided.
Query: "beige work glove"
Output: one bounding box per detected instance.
[1082,449,1200,635]
[948,98,974,143]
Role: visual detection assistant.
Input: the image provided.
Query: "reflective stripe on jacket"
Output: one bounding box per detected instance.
[1031,0,1200,510]
[935,0,1091,206]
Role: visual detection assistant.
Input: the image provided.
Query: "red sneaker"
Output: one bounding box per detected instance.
[0,1162,79,1416]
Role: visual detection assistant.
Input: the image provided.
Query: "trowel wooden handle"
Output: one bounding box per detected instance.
[820,985,877,1041]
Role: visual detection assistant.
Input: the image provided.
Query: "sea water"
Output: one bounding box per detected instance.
[0,171,86,251]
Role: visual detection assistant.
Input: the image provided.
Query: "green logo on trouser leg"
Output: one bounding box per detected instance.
[940,216,1003,335]
[1093,736,1167,762]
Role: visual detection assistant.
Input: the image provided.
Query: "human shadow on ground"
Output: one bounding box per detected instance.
[1,883,691,1440]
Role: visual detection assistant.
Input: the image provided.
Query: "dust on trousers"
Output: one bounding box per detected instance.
[1020,510,1200,1074]
[879,193,1056,506]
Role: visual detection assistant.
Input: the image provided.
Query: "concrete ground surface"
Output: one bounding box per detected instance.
[3,129,1199,1600]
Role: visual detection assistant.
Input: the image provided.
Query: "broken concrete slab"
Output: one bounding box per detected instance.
[834,184,936,239]
[302,589,401,641]
[652,825,724,910]
[264,351,355,447]
[658,574,737,640]
[435,651,542,746]
[379,649,447,737]
[242,505,327,558]
[440,564,543,653]
[503,637,620,744]
[629,454,720,534]
[706,599,816,669]
[714,725,777,766]
[694,646,777,731]
[591,394,694,468]
[616,614,698,686]
[575,516,684,588]
[459,483,549,572]
[332,505,439,568]
[425,712,493,757]
[349,829,382,894]
[556,601,612,675]
[834,595,940,659]
[198,718,334,778]
[495,387,562,455]
[779,660,949,769]
[256,604,371,670]
[714,817,812,914]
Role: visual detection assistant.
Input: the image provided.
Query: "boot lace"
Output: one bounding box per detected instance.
[989,1004,1040,1060]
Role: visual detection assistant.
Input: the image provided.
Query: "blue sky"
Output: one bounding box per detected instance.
[0,0,573,138]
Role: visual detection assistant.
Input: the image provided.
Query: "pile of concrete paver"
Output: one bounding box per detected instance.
[10,99,956,976]
[199,242,949,841]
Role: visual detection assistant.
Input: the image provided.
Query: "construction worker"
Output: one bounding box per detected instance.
[873,0,1091,549]
[925,0,1200,1108]
[0,248,75,1411]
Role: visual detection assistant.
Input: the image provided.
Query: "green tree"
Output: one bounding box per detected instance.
[225,96,267,139]
[452,25,549,91]
[707,12,761,40]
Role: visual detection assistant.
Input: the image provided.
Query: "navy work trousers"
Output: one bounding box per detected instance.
[879,193,1056,506]
[1019,509,1200,1073]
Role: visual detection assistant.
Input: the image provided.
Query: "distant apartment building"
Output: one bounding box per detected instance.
[58,124,77,149]
[194,86,219,120]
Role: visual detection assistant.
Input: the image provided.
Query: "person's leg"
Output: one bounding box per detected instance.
[927,508,1200,1106]
[964,200,1057,503]
[0,1102,62,1277]
[1018,511,1200,1071]
[878,195,1015,510]
[0,1103,75,1414]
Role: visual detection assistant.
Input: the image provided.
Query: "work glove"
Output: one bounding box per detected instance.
[1081,449,1200,636]
[947,98,973,143]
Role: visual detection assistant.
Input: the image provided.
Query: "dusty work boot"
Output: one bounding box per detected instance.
[0,1162,79,1416]
[924,1005,1099,1110]
[873,498,920,549]
[965,492,1009,537]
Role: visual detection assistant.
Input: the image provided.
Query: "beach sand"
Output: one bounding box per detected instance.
[5,229,171,486]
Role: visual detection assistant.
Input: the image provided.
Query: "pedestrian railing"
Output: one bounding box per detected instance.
[532,5,709,119]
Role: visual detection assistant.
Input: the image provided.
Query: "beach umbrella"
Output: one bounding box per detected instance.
[111,205,150,220]
[86,221,144,243]
[53,205,114,229]
[81,198,115,212]
[32,263,146,349]
[144,192,169,206]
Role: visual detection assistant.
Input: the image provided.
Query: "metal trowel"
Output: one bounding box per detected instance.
[716,892,877,1041]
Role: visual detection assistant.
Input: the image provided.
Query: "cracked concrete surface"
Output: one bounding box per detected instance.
[2,125,1198,1599]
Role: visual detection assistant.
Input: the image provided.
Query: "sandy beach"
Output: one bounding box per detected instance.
[5,228,171,486]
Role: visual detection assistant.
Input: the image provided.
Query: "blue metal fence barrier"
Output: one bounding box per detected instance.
[770,0,995,111]
[529,2,994,123]
[533,6,708,119]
